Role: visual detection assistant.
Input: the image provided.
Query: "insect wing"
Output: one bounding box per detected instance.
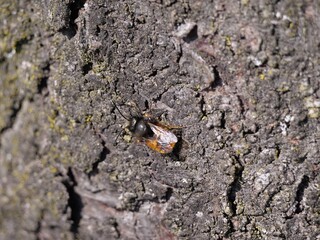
[146,123,178,154]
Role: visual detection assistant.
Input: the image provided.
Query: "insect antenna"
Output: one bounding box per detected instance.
[112,100,130,121]
[113,129,125,146]
[111,100,131,146]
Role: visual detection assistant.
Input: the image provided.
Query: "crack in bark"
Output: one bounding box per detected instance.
[34,209,45,240]
[88,143,109,178]
[37,62,50,96]
[88,125,110,178]
[226,157,244,216]
[223,213,235,238]
[264,187,281,209]
[200,65,223,92]
[60,0,86,38]
[0,97,24,136]
[62,167,83,237]
[112,218,121,239]
[224,157,244,237]
[82,62,93,75]
[183,24,198,43]
[15,35,33,54]
[199,95,207,118]
[294,175,309,214]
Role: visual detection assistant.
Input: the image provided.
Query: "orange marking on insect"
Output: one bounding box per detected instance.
[144,123,178,154]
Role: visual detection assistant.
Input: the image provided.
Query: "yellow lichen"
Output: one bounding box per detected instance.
[259,73,265,80]
[225,35,232,48]
[85,114,93,123]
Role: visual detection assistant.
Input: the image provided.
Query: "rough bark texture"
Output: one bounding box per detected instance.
[0,0,319,239]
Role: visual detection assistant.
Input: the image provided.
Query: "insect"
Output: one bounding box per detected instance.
[113,101,180,154]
